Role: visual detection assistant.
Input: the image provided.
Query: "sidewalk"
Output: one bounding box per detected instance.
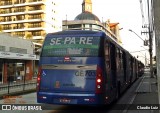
[0,80,36,99]
[126,72,159,113]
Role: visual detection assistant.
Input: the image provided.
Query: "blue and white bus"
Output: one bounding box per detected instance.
[37,30,139,105]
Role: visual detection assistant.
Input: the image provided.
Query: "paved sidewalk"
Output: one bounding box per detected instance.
[126,72,159,113]
[0,81,36,99]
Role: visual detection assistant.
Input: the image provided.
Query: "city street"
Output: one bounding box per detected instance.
[0,0,159,113]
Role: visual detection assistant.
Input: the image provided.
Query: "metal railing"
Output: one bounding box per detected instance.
[0,79,37,96]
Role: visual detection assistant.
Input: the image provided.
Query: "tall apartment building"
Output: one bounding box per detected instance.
[0,0,62,53]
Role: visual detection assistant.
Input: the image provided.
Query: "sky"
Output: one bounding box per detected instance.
[59,0,153,64]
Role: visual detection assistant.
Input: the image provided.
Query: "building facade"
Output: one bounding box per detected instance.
[63,0,122,44]
[0,33,36,83]
[0,0,62,53]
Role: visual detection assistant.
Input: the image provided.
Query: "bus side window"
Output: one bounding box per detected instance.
[116,48,120,69]
[104,42,110,69]
[119,50,123,70]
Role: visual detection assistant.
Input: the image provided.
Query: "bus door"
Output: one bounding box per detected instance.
[104,41,111,90]
[110,43,117,90]
[117,49,124,84]
[130,57,134,83]
[122,52,127,83]
[125,53,131,85]
[132,59,136,82]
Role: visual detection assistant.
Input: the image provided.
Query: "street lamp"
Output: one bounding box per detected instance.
[129,29,153,77]
[129,29,149,46]
[129,29,144,41]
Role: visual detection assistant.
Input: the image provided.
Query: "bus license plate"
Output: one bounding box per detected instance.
[60,98,71,103]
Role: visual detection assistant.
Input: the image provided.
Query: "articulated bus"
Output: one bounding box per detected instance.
[37,30,142,105]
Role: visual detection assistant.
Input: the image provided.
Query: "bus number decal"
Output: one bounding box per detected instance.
[75,70,96,77]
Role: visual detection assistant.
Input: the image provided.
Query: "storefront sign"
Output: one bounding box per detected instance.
[0,51,36,60]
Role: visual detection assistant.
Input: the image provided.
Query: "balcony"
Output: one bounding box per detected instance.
[28,0,45,6]
[0,1,13,8]
[3,27,26,32]
[13,9,26,13]
[3,27,12,30]
[27,27,45,31]
[0,9,26,16]
[28,7,42,11]
[0,19,29,25]
[0,18,45,24]
[14,1,26,5]
[28,0,43,2]
[13,34,25,37]
[0,18,12,22]
[28,16,42,19]
[0,1,12,6]
[2,25,45,32]
[13,26,24,29]
[28,25,42,28]
[0,10,12,14]
[32,33,41,36]
[27,9,45,14]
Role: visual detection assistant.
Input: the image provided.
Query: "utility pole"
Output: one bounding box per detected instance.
[145,53,147,66]
[148,26,153,78]
[153,0,160,106]
[141,0,154,78]
[148,0,153,78]
[142,25,153,77]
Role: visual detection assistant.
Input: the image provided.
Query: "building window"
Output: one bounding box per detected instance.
[0,46,5,51]
[10,47,27,54]
[3,24,11,30]
[32,31,41,36]
[28,14,41,19]
[68,24,81,29]
[14,32,25,37]
[28,22,41,28]
[92,25,101,30]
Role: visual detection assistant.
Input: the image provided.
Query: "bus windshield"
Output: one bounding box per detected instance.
[41,36,100,57]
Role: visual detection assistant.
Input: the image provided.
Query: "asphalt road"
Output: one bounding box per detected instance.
[0,74,144,113]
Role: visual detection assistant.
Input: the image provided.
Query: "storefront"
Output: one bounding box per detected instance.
[0,33,37,84]
[0,52,36,84]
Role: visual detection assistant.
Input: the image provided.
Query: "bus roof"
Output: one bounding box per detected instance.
[46,30,106,37]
